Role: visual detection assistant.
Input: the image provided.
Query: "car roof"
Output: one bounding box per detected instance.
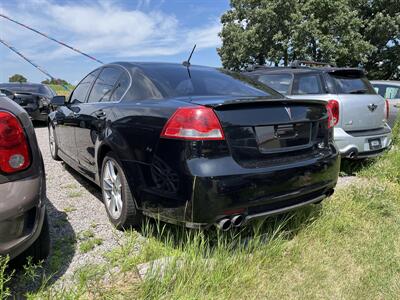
[0,82,46,87]
[371,80,400,86]
[106,61,218,73]
[244,66,365,76]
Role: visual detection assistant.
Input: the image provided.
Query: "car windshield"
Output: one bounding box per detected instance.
[141,65,282,99]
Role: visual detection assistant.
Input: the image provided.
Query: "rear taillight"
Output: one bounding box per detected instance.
[326,100,339,128]
[385,99,390,121]
[0,111,30,173]
[161,106,225,140]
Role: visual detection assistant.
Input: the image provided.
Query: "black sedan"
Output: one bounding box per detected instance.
[0,83,56,122]
[48,62,340,230]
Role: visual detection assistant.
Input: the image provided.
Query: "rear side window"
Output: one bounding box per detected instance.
[110,72,131,101]
[374,85,400,99]
[88,67,123,103]
[256,74,292,95]
[292,74,324,95]
[330,74,375,94]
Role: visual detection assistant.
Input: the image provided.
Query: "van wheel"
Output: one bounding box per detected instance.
[18,210,50,264]
[101,152,142,229]
[48,124,61,161]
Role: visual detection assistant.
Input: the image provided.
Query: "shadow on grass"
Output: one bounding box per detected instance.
[340,158,375,176]
[136,203,323,254]
[9,198,76,296]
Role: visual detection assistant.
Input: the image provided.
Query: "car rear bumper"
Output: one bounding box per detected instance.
[141,144,340,228]
[334,125,392,159]
[0,175,46,259]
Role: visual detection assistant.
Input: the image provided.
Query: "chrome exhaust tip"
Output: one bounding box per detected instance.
[231,215,244,227]
[216,218,232,231]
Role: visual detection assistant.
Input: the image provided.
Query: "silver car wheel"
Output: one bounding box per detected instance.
[49,126,56,157]
[102,160,123,219]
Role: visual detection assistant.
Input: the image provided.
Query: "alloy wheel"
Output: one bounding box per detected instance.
[102,160,123,219]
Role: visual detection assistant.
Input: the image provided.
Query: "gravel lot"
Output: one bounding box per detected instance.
[13,125,127,292]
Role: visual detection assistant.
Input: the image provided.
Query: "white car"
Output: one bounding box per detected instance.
[371,80,400,128]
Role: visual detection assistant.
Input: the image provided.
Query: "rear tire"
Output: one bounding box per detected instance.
[101,152,142,229]
[17,210,50,264]
[48,123,61,161]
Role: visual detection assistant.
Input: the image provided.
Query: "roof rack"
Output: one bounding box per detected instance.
[290,60,335,68]
[245,65,269,72]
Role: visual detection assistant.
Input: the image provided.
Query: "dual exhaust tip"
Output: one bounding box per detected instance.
[216,214,245,231]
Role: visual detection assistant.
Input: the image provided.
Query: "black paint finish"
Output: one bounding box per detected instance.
[48,62,340,228]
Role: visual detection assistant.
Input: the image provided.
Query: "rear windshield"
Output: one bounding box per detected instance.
[256,74,292,95]
[141,66,282,99]
[329,74,375,94]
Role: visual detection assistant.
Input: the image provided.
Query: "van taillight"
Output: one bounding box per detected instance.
[385,99,390,121]
[161,106,225,140]
[0,111,30,173]
[326,100,339,128]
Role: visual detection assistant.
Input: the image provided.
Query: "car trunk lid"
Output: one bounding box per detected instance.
[328,70,385,131]
[190,97,331,168]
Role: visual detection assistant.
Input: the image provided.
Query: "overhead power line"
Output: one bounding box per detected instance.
[0,37,55,80]
[0,13,104,64]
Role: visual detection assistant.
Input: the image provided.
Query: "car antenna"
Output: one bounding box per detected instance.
[182,44,196,79]
[182,44,196,67]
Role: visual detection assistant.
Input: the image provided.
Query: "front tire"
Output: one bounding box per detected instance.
[48,123,61,161]
[101,152,142,229]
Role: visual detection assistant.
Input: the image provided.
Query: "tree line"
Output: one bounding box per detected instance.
[218,0,400,79]
[8,74,70,85]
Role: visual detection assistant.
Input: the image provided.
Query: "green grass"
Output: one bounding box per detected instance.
[78,230,103,253]
[67,190,83,198]
[3,122,400,299]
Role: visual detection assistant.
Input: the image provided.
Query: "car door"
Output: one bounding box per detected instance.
[74,66,126,176]
[56,69,100,161]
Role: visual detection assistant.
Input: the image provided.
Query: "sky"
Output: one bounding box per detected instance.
[0,0,230,84]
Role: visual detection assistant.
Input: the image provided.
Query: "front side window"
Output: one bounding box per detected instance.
[293,74,323,94]
[69,69,100,104]
[87,67,123,103]
[256,74,292,95]
[374,85,400,99]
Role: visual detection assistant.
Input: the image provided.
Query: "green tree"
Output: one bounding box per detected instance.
[41,78,70,85]
[354,0,400,79]
[219,0,399,79]
[9,74,27,83]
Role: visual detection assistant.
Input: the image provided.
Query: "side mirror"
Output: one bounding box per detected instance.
[51,95,65,107]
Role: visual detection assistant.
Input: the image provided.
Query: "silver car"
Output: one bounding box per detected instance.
[371,80,400,128]
[245,66,392,159]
